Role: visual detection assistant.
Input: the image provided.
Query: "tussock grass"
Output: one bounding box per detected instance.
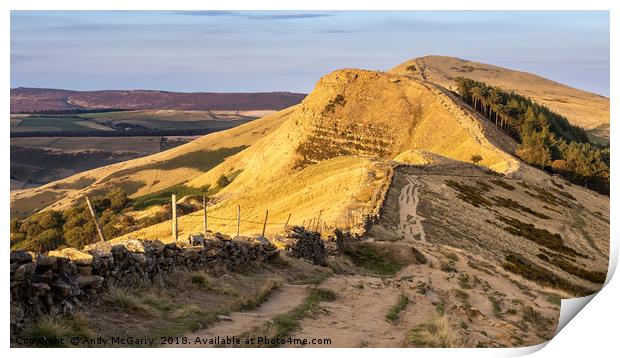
[386,293,409,322]
[142,294,173,312]
[457,274,472,289]
[104,287,153,315]
[239,279,281,310]
[289,270,332,285]
[488,296,503,318]
[545,293,562,306]
[441,250,459,262]
[440,260,457,273]
[189,272,241,296]
[343,242,405,277]
[434,299,446,316]
[173,304,203,318]
[21,313,92,347]
[415,280,430,295]
[406,315,462,348]
[452,289,469,301]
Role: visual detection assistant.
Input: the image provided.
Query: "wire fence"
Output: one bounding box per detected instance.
[128,193,368,244]
[32,194,367,254]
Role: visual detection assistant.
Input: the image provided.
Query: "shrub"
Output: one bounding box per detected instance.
[217,174,230,188]
[470,154,483,165]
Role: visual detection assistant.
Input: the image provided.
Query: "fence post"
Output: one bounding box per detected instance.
[316,210,323,232]
[171,194,178,242]
[284,213,291,229]
[85,196,106,242]
[236,204,241,238]
[262,210,269,237]
[203,195,207,237]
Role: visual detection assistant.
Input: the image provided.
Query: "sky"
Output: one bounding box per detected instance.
[10,11,610,96]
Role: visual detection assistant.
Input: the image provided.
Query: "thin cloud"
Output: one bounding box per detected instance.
[175,11,334,20]
[315,29,355,34]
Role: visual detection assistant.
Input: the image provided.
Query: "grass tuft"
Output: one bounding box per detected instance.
[406,315,461,347]
[21,313,92,347]
[342,243,405,277]
[104,287,153,315]
[386,293,409,322]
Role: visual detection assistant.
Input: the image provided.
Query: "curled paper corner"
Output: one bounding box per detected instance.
[553,233,618,337]
[555,294,596,334]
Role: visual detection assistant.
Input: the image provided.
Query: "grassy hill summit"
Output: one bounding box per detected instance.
[391,55,610,143]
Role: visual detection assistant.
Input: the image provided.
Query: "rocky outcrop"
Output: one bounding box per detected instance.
[10,233,278,332]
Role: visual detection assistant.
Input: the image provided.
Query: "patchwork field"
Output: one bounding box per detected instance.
[10,136,197,190]
[9,109,273,190]
[10,110,260,135]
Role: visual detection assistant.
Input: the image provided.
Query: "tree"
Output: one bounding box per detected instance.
[217,174,230,187]
[470,155,483,165]
[454,76,608,194]
[109,188,129,211]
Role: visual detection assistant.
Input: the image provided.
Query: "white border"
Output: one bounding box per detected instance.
[2,1,617,357]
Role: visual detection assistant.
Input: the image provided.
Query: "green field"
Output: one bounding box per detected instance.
[12,116,99,132]
[10,110,260,133]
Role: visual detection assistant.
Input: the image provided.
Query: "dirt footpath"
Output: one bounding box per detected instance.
[177,284,309,347]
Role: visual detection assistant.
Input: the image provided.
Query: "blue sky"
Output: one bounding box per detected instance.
[11,11,610,96]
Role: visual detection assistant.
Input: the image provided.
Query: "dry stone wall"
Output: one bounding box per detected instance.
[10,233,278,332]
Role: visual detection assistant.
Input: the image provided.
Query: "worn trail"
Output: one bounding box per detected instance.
[397,175,427,243]
[175,284,308,347]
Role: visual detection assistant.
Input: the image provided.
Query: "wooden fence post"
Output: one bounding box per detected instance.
[85,196,106,242]
[262,210,269,237]
[171,194,178,241]
[316,210,323,232]
[284,213,291,229]
[236,205,241,238]
[202,195,207,237]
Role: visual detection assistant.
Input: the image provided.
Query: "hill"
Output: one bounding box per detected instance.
[10,106,295,218]
[110,68,523,241]
[10,60,610,347]
[10,87,306,113]
[390,55,610,143]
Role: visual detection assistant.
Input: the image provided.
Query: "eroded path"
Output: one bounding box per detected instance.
[397,175,427,242]
[177,284,308,347]
[286,275,437,348]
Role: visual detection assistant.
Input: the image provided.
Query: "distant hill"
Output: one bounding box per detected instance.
[390,56,610,142]
[10,87,306,113]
